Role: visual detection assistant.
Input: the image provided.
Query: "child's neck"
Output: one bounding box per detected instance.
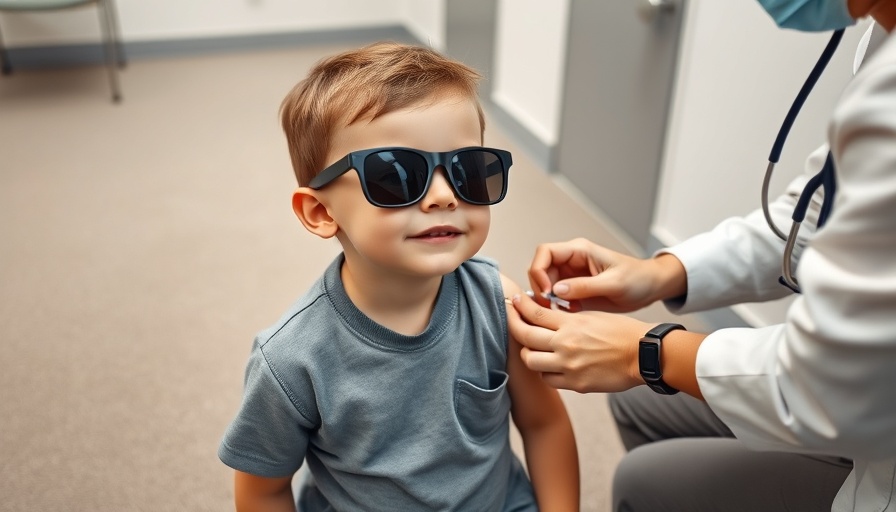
[340,259,444,336]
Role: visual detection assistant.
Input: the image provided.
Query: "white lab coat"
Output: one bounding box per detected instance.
[663,27,896,512]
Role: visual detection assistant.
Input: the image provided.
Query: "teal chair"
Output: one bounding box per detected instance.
[0,0,125,102]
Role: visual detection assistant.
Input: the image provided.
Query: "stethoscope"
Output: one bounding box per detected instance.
[761,29,845,294]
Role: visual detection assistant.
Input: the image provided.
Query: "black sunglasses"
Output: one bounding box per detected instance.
[308,146,512,208]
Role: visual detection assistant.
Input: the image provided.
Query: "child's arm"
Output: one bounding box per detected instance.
[233,471,295,512]
[501,274,580,512]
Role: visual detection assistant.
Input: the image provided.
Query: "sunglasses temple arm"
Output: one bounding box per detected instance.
[309,154,354,189]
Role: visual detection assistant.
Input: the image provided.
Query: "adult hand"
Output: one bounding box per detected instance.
[505,292,650,394]
[527,238,688,313]
[507,292,706,398]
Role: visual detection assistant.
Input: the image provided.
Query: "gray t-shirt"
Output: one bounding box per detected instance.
[218,255,536,511]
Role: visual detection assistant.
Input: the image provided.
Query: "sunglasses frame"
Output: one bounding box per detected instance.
[308,146,513,208]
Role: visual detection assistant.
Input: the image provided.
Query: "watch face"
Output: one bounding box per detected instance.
[639,341,661,379]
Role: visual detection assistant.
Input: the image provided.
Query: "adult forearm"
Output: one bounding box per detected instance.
[648,253,689,303]
[658,328,707,400]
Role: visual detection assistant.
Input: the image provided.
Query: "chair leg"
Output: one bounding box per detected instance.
[0,20,12,76]
[104,0,126,68]
[97,0,122,103]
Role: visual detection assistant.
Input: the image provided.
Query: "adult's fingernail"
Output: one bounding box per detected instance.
[554,283,569,296]
[512,294,520,303]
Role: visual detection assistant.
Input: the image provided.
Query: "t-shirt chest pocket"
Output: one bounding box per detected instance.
[454,370,510,442]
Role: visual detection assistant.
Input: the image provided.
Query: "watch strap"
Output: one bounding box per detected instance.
[639,322,686,395]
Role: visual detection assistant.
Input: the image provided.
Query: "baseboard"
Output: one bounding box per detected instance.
[2,25,418,69]
[647,234,751,330]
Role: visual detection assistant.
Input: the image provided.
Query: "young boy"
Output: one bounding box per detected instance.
[218,41,579,511]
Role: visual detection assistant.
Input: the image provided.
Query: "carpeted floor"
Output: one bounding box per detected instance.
[0,40,704,511]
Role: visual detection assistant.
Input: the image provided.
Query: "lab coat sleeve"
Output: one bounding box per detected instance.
[659,146,830,314]
[696,49,896,461]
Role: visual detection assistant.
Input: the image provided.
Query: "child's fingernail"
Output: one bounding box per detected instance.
[554,283,569,295]
[512,294,521,303]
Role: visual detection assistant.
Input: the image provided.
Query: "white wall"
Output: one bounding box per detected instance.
[491,0,570,147]
[0,0,408,46]
[401,0,445,51]
[652,0,870,325]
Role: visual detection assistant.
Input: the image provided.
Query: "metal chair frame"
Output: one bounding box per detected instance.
[0,0,126,102]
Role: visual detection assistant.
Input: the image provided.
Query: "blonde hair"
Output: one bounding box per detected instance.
[280,41,485,185]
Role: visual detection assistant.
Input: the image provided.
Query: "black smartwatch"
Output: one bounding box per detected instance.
[639,322,686,395]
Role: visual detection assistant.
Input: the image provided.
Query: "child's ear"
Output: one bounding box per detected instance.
[292,187,338,239]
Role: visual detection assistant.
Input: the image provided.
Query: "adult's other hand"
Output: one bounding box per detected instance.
[527,238,688,313]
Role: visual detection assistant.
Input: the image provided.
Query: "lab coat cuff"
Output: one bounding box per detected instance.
[655,232,727,314]
[696,325,801,452]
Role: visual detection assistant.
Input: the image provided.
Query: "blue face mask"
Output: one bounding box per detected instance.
[756,0,855,31]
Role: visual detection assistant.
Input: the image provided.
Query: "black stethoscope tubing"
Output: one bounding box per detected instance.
[761,29,845,293]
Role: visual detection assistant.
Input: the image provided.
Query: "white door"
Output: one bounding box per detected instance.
[556,0,685,252]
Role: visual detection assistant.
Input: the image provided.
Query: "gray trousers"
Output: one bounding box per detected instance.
[609,387,853,512]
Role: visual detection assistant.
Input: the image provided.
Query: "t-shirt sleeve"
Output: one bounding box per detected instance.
[218,340,317,478]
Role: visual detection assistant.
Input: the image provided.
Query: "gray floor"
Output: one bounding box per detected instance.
[0,42,704,511]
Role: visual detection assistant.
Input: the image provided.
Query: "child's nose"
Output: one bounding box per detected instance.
[420,167,458,210]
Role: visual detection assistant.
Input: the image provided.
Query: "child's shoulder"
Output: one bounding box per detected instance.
[254,259,340,353]
[255,285,328,352]
[456,257,502,293]
[460,256,520,296]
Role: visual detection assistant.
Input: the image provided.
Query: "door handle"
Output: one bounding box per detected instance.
[638,0,676,23]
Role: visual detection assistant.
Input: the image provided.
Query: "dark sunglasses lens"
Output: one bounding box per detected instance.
[363,150,429,206]
[450,151,505,204]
